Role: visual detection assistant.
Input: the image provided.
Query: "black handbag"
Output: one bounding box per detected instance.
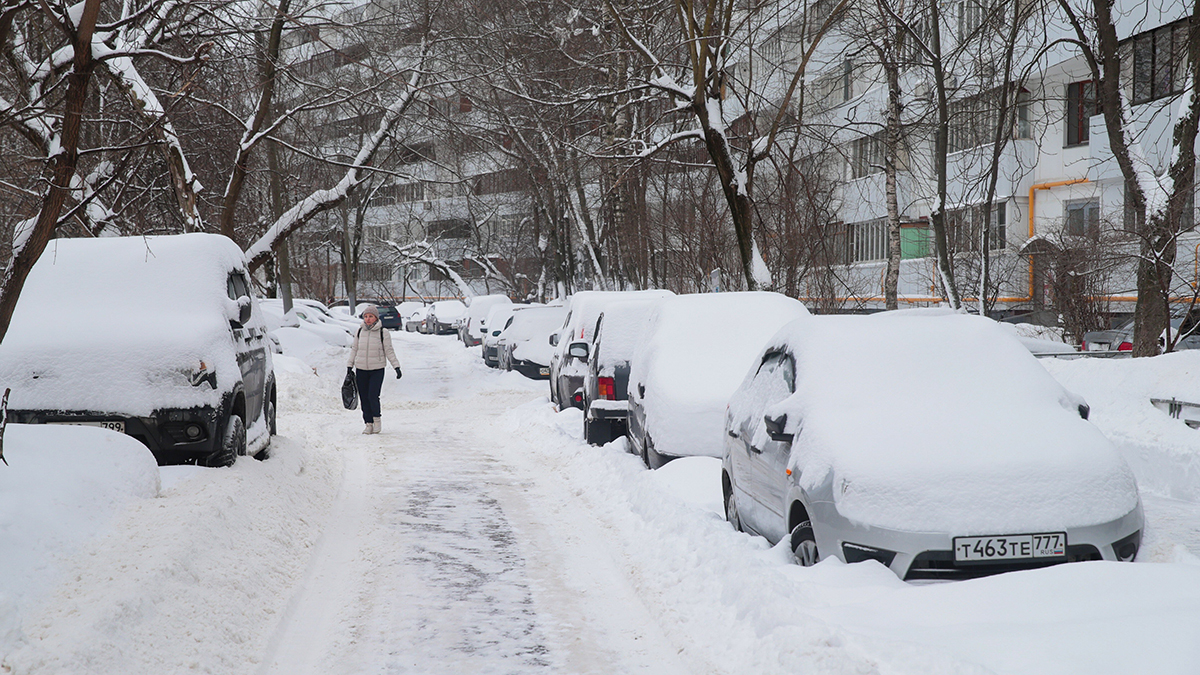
[341,370,359,410]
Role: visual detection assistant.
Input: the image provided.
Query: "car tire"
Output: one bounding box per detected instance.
[585,417,611,446]
[790,520,819,566]
[254,397,276,461]
[206,414,245,468]
[725,488,742,532]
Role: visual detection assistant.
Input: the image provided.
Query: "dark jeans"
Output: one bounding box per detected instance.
[355,368,385,423]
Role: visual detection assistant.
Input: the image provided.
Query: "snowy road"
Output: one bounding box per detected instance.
[259,337,696,675]
[6,332,1200,675]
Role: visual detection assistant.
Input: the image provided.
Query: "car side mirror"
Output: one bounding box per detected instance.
[549,333,559,346]
[764,413,792,443]
[231,297,252,327]
[568,341,589,362]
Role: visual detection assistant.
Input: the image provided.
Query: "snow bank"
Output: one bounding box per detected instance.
[0,425,159,656]
[631,292,809,458]
[764,313,1137,533]
[1043,351,1200,500]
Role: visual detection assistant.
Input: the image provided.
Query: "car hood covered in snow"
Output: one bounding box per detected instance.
[0,234,257,415]
[757,313,1139,534]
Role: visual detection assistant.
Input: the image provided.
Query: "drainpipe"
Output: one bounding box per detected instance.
[1026,178,1089,301]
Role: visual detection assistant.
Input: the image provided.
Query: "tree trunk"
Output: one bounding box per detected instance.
[927,0,961,309]
[883,59,903,310]
[0,0,102,344]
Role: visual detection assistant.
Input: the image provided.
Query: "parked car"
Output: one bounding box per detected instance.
[295,299,360,331]
[549,290,673,410]
[497,306,568,379]
[404,305,429,332]
[722,312,1143,580]
[482,304,520,367]
[1083,312,1200,352]
[0,233,276,467]
[579,298,663,446]
[428,299,467,335]
[259,299,352,347]
[459,294,512,346]
[375,304,404,330]
[627,291,808,468]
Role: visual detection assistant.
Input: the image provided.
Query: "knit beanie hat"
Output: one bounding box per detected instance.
[361,304,379,318]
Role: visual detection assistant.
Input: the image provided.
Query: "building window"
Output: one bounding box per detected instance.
[948,87,1029,152]
[473,168,530,196]
[844,218,887,262]
[427,218,471,240]
[356,262,392,282]
[842,59,854,101]
[947,202,1007,251]
[1131,20,1190,105]
[1016,90,1032,139]
[850,133,883,179]
[1065,80,1097,146]
[1064,199,1100,238]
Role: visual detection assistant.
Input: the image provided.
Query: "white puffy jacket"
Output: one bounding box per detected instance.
[348,321,401,370]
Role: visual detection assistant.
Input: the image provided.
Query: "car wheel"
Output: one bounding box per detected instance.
[725,488,742,532]
[644,437,670,469]
[790,520,819,566]
[206,414,245,468]
[585,418,611,446]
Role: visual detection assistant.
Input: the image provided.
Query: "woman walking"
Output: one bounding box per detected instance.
[347,304,402,434]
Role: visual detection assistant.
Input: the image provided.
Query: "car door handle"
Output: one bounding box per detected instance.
[727,429,738,438]
[749,445,764,454]
[637,384,645,398]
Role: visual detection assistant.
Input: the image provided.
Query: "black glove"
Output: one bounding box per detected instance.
[347,366,354,376]
[395,367,403,379]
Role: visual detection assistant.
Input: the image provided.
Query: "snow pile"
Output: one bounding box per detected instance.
[0,425,160,656]
[761,313,1137,533]
[507,306,568,364]
[0,234,259,415]
[631,291,809,458]
[1043,351,1200,500]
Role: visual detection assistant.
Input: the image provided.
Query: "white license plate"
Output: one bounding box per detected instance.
[49,420,126,433]
[953,532,1066,562]
[539,367,550,376]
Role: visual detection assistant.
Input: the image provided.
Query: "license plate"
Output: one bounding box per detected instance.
[953,532,1066,562]
[539,367,550,376]
[49,420,126,433]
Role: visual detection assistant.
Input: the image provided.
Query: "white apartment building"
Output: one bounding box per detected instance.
[784,0,1198,316]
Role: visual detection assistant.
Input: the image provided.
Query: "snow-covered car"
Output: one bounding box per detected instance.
[580,298,664,446]
[722,312,1144,580]
[458,294,512,347]
[0,233,276,467]
[497,306,568,380]
[627,292,809,468]
[259,299,353,347]
[375,304,404,330]
[428,299,467,335]
[549,290,673,410]
[404,305,429,332]
[482,304,520,367]
[295,299,360,331]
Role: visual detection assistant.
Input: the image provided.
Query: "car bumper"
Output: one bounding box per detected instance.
[804,498,1145,580]
[588,400,629,421]
[510,359,551,380]
[7,407,223,465]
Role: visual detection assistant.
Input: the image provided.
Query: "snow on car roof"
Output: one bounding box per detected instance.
[593,298,662,368]
[508,306,568,364]
[763,312,1138,533]
[0,233,255,414]
[430,299,467,320]
[632,291,810,458]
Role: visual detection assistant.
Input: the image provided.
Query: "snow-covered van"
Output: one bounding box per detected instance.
[0,234,275,467]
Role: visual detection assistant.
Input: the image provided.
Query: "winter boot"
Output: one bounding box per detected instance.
[362,423,374,435]
[372,417,382,434]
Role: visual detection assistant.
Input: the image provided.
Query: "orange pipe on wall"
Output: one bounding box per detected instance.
[1025,178,1089,301]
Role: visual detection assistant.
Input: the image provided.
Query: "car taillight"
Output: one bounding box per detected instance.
[573,391,583,405]
[598,376,615,400]
[1118,341,1133,351]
